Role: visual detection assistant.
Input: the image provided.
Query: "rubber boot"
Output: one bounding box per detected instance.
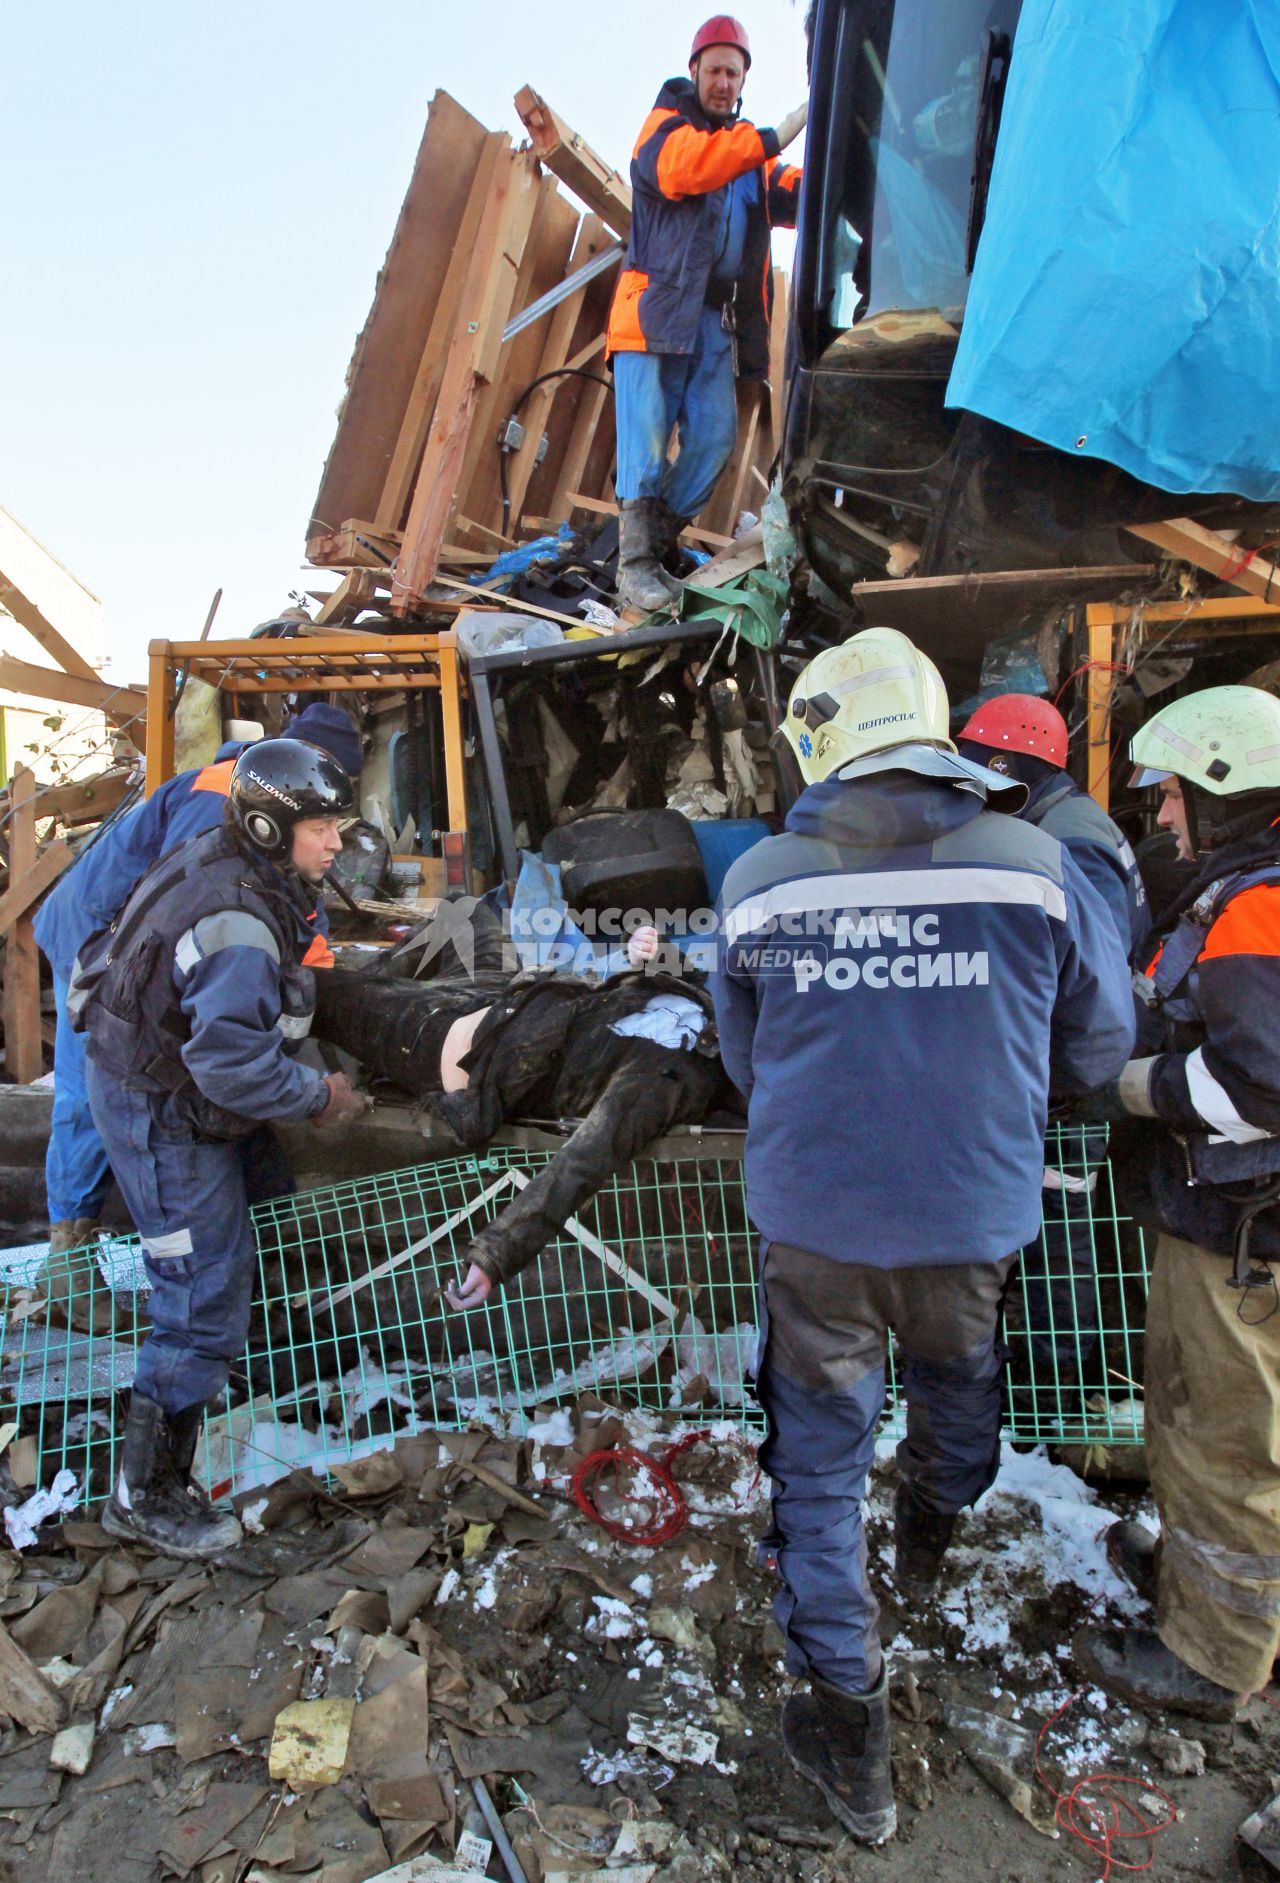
[1072,1626,1243,1722]
[782,1663,897,1844]
[102,1392,243,1561]
[617,499,678,614]
[650,500,688,594]
[893,1480,958,1594]
[1105,1520,1160,1605]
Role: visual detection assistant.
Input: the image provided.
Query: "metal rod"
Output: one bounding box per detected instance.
[469,665,520,883]
[470,1775,531,1883]
[501,242,623,343]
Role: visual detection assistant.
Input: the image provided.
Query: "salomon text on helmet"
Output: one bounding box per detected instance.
[228,738,354,864]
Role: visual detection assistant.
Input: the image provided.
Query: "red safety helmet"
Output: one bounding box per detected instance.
[959,693,1069,768]
[690,15,751,69]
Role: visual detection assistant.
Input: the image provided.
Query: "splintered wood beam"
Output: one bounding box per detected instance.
[1126,518,1280,602]
[0,768,49,1084]
[0,574,99,684]
[304,520,403,570]
[515,86,633,239]
[373,130,510,538]
[0,832,73,936]
[392,150,541,613]
[0,653,147,739]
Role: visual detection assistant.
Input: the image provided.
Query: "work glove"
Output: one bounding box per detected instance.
[1055,1058,1162,1126]
[775,99,808,150]
[313,1070,373,1127]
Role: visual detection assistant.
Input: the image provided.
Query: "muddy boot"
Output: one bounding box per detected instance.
[617,499,678,613]
[1105,1520,1160,1604]
[1072,1626,1243,1722]
[782,1664,897,1844]
[893,1481,958,1594]
[102,1392,242,1561]
[651,501,688,594]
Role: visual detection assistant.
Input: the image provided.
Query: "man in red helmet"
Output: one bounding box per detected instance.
[606,16,807,611]
[959,692,1148,1388]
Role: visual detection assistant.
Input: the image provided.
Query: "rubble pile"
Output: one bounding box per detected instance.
[0,1402,1268,1882]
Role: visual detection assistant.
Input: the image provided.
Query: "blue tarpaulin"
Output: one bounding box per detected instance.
[946,0,1280,501]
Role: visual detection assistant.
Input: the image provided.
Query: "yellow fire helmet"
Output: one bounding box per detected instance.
[782,627,952,786]
[1131,685,1280,796]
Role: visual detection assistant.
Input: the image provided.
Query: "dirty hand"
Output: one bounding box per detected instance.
[445,1262,494,1312]
[627,925,660,966]
[313,1071,373,1127]
[775,99,808,150]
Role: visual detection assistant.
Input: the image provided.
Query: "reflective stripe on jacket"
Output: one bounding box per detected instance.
[710,773,1134,1267]
[606,77,801,379]
[1022,773,1150,953]
[74,826,327,1139]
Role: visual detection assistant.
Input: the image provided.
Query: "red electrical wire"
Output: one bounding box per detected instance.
[1033,1689,1178,1880]
[1053,658,1134,708]
[571,1429,710,1546]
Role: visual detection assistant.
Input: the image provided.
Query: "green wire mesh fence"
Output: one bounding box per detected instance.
[0,1124,1150,1504]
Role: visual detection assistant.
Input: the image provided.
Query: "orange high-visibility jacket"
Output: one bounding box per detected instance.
[607,77,801,380]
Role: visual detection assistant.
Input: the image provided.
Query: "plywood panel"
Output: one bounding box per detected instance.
[307,92,490,544]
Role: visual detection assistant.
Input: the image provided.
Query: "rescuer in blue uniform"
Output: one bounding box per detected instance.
[33,703,362,1267]
[711,629,1133,1844]
[71,740,370,1559]
[957,692,1148,1383]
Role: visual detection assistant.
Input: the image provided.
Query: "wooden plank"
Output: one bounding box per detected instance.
[455,169,576,535]
[315,570,377,627]
[515,86,633,238]
[503,215,610,530]
[308,93,491,544]
[145,643,176,796]
[845,564,1158,675]
[0,573,98,684]
[564,332,607,373]
[430,573,596,630]
[1085,605,1115,812]
[684,527,766,591]
[371,131,509,540]
[0,653,146,730]
[1126,518,1280,601]
[23,768,135,825]
[392,150,542,613]
[436,636,468,835]
[1,769,46,1084]
[0,831,73,936]
[767,266,790,460]
[0,1619,63,1737]
[304,520,401,570]
[563,491,734,550]
[701,381,763,539]
[549,377,611,527]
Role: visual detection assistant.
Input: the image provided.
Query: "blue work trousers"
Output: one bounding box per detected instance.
[1021,1124,1110,1370]
[86,1060,272,1417]
[613,308,739,518]
[757,1240,1015,1694]
[46,973,115,1224]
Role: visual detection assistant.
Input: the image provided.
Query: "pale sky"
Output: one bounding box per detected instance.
[3,2,809,683]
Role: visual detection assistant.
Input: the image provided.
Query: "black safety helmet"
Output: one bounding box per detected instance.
[228,738,354,864]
